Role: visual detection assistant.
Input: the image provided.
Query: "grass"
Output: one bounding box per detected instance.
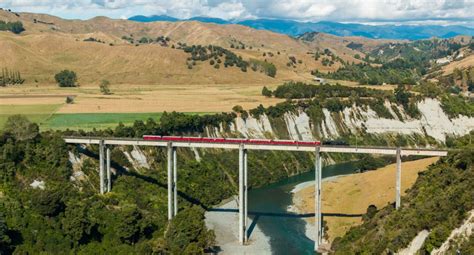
[0,104,61,129]
[41,112,169,131]
[294,157,440,241]
[0,104,211,131]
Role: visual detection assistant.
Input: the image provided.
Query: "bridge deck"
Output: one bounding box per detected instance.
[64,137,448,156]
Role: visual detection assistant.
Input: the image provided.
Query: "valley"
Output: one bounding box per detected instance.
[1,5,473,255]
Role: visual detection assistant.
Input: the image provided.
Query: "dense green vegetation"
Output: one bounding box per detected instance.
[270,82,387,99]
[249,59,277,77]
[179,44,249,72]
[178,44,277,77]
[263,82,423,119]
[438,67,474,93]
[452,235,474,254]
[121,35,170,46]
[55,70,78,87]
[0,68,24,86]
[0,20,24,34]
[313,59,420,85]
[332,135,474,254]
[313,37,472,86]
[0,112,316,253]
[441,95,474,118]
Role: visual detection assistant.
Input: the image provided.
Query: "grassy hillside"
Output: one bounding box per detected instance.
[0,9,383,87]
[331,135,474,254]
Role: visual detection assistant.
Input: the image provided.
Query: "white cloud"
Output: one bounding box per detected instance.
[1,0,473,25]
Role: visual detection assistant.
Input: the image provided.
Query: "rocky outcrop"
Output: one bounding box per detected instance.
[431,210,474,255]
[228,99,474,143]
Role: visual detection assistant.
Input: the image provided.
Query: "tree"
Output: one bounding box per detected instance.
[3,115,39,141]
[0,213,11,254]
[55,70,77,87]
[394,85,410,107]
[362,205,377,221]
[232,105,243,113]
[9,21,24,34]
[262,86,273,97]
[66,96,74,104]
[165,206,215,254]
[99,80,111,95]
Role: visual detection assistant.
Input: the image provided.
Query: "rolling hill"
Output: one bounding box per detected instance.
[128,15,474,40]
[0,9,382,86]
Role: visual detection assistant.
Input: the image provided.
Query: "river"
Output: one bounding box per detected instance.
[247,162,358,254]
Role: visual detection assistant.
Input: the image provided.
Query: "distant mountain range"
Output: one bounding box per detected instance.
[128,15,474,40]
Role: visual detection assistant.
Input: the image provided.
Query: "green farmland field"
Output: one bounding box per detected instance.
[41,112,167,130]
[0,105,211,131]
[0,104,62,129]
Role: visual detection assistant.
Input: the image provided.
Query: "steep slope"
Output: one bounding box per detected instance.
[0,9,398,86]
[331,141,473,254]
[0,32,276,85]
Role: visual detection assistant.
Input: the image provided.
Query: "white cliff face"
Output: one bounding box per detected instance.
[192,147,202,162]
[30,180,45,190]
[322,109,339,138]
[431,210,474,255]
[360,99,474,142]
[229,99,472,143]
[396,230,430,255]
[68,152,81,165]
[284,111,314,141]
[125,146,150,169]
[234,114,274,138]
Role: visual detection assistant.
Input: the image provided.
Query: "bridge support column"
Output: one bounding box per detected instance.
[244,148,248,243]
[173,147,178,217]
[396,147,401,209]
[106,147,111,192]
[167,143,174,220]
[99,140,105,194]
[314,146,322,251]
[238,144,247,245]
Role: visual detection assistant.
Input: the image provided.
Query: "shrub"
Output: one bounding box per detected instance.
[3,115,39,141]
[249,59,277,77]
[66,96,74,104]
[0,21,24,34]
[100,80,111,95]
[55,70,77,87]
[261,86,273,97]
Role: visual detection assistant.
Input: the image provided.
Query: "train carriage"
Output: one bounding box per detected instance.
[143,135,321,146]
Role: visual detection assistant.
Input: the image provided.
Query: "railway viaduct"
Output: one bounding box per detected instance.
[64,136,448,252]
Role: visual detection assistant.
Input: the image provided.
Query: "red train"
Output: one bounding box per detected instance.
[143,135,321,146]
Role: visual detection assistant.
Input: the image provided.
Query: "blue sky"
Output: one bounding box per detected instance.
[1,0,474,26]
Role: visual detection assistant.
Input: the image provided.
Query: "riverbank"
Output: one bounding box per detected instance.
[291,157,440,243]
[205,198,272,254]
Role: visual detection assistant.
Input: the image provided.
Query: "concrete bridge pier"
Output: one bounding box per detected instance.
[173,147,178,217]
[167,143,174,220]
[314,146,322,251]
[244,148,248,243]
[396,147,401,209]
[106,147,111,192]
[167,144,178,220]
[99,140,105,194]
[238,144,248,244]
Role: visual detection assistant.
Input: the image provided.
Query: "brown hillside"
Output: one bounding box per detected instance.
[0,9,392,86]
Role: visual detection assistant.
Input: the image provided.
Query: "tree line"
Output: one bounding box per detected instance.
[0,20,24,34]
[0,68,24,86]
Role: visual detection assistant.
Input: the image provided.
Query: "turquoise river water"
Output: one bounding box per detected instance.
[247,162,358,254]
